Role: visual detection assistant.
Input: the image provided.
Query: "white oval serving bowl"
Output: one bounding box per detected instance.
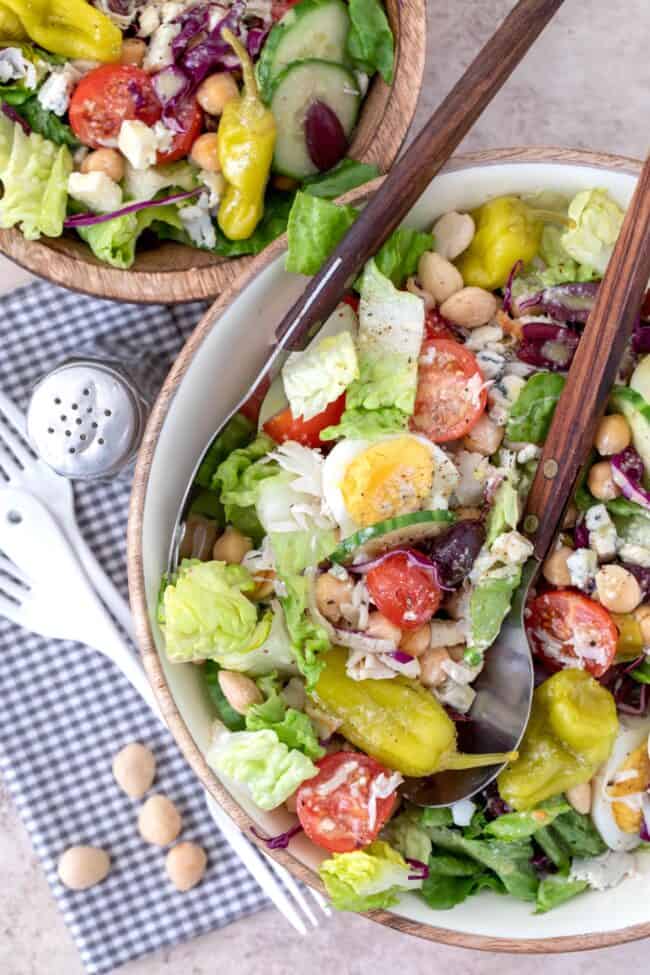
[129,147,648,952]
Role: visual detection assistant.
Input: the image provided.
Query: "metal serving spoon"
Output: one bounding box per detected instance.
[403,155,650,806]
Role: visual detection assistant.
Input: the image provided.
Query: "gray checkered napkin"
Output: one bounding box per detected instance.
[0,281,270,974]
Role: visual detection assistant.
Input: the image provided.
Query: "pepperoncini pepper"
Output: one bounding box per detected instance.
[0,0,121,61]
[456,195,571,291]
[498,669,618,811]
[312,647,517,778]
[613,613,644,661]
[0,6,27,41]
[217,28,276,242]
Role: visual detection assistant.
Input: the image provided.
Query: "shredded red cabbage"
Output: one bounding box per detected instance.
[573,517,589,549]
[610,446,650,511]
[621,563,650,599]
[600,658,650,715]
[502,259,523,316]
[247,26,270,58]
[531,851,556,875]
[518,282,599,323]
[405,858,429,881]
[63,187,201,228]
[347,547,450,589]
[1,102,30,134]
[251,823,303,850]
[481,781,511,818]
[517,322,579,371]
[390,650,415,664]
[632,316,650,354]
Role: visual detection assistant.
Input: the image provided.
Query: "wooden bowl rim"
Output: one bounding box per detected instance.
[128,146,645,953]
[0,0,425,305]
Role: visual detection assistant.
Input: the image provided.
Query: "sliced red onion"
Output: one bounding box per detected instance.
[347,548,452,589]
[406,858,429,881]
[641,796,650,842]
[573,517,589,549]
[517,322,579,372]
[251,823,303,850]
[1,102,30,134]
[63,188,201,228]
[502,259,523,316]
[610,446,650,511]
[519,282,599,323]
[332,627,396,654]
[390,650,414,664]
[632,316,650,354]
[247,26,270,59]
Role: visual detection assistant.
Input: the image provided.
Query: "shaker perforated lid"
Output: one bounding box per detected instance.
[26,361,146,479]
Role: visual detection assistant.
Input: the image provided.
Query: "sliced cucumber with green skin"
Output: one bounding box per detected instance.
[609,385,650,474]
[270,60,361,179]
[256,0,351,103]
[330,510,456,564]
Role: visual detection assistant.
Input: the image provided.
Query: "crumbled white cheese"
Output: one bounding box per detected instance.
[491,531,534,566]
[618,542,650,568]
[118,120,159,170]
[567,548,598,591]
[585,504,617,561]
[488,374,526,426]
[453,450,490,506]
[138,4,161,36]
[465,325,503,350]
[475,346,506,380]
[144,22,181,71]
[451,798,476,827]
[199,169,226,208]
[570,851,636,891]
[516,444,540,465]
[67,171,123,213]
[434,679,476,714]
[0,47,40,89]
[37,64,81,117]
[179,193,216,248]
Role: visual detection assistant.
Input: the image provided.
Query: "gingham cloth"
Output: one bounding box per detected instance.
[0,281,270,974]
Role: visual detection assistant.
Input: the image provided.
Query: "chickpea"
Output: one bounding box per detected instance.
[462,414,504,456]
[58,846,110,891]
[138,795,182,846]
[120,37,147,66]
[399,625,431,657]
[213,526,253,563]
[439,287,497,329]
[432,211,475,261]
[417,251,464,305]
[634,604,650,647]
[595,565,643,614]
[366,611,402,645]
[166,842,207,892]
[587,460,621,501]
[566,781,591,815]
[112,742,156,799]
[217,670,263,714]
[419,647,450,688]
[594,413,631,456]
[190,132,221,172]
[179,515,218,561]
[196,72,239,116]
[542,545,573,587]
[315,572,354,624]
[80,148,125,183]
[405,275,435,310]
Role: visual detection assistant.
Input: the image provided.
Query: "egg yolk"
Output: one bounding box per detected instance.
[341,437,434,527]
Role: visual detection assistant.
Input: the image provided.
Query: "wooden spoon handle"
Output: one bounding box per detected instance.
[275,0,564,348]
[526,156,650,561]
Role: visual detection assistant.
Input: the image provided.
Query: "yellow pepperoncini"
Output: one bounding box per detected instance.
[456,195,572,291]
[0,6,27,40]
[612,612,644,661]
[0,0,121,62]
[312,647,517,778]
[498,669,618,811]
[217,28,276,241]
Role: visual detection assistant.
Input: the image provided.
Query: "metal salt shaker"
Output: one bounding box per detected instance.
[26,343,168,481]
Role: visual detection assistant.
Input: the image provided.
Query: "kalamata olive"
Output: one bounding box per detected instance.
[421,520,485,587]
[516,322,579,372]
[305,100,348,172]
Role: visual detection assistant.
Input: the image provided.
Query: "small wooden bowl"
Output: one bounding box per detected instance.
[129,148,647,951]
[0,0,425,304]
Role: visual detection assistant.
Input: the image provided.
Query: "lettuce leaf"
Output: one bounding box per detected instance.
[14,94,80,147]
[381,805,434,864]
[282,330,358,421]
[346,0,395,84]
[212,434,277,544]
[195,413,255,491]
[280,573,331,689]
[372,228,434,288]
[245,679,324,759]
[535,874,588,914]
[484,797,570,842]
[76,202,185,270]
[506,372,566,445]
[0,121,71,238]
[560,188,625,276]
[320,841,421,911]
[208,728,318,810]
[303,158,379,199]
[285,192,358,276]
[425,826,538,902]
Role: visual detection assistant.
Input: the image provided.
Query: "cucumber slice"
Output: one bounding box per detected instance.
[270,60,361,179]
[609,385,650,474]
[257,0,351,102]
[330,510,456,564]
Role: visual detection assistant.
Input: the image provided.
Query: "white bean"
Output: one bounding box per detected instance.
[406,275,435,310]
[58,846,110,890]
[432,211,475,260]
[417,251,464,304]
[462,414,503,456]
[166,842,207,891]
[440,287,497,329]
[566,782,591,815]
[217,670,263,714]
[138,795,182,846]
[112,742,156,799]
[419,648,450,688]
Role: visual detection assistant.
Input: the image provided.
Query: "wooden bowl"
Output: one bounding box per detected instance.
[0,0,425,304]
[129,147,646,951]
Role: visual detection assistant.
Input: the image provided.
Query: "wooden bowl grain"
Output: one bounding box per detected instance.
[128,147,647,951]
[0,0,425,304]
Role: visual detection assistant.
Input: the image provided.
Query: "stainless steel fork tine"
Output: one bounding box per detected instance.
[0,589,27,623]
[262,854,319,928]
[306,885,331,916]
[0,554,30,586]
[0,569,28,601]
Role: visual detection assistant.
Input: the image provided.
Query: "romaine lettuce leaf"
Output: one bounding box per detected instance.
[381,805,433,864]
[208,728,318,810]
[425,826,538,902]
[303,158,379,199]
[535,873,588,914]
[372,228,434,288]
[245,680,324,759]
[0,121,71,238]
[346,0,395,84]
[484,797,570,842]
[560,188,625,275]
[14,95,80,147]
[279,573,331,689]
[195,413,255,491]
[212,434,277,544]
[506,372,566,445]
[285,192,358,276]
[320,841,422,911]
[282,330,358,421]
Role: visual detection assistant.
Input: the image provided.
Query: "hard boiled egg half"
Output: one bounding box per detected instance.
[591,718,650,852]
[322,433,459,538]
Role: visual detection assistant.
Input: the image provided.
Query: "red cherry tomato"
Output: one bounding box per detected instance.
[296,752,398,853]
[156,97,203,163]
[263,393,346,448]
[366,551,442,630]
[526,590,618,678]
[341,293,360,314]
[424,307,455,341]
[271,0,301,18]
[410,338,487,443]
[69,65,161,149]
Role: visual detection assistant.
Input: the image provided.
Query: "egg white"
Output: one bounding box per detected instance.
[591,718,650,852]
[321,433,445,538]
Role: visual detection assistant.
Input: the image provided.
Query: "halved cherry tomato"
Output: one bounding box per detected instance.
[156,97,203,163]
[69,65,161,149]
[296,752,398,853]
[424,307,455,341]
[526,590,618,678]
[410,338,487,443]
[366,551,442,630]
[341,293,360,314]
[263,393,346,448]
[271,0,301,18]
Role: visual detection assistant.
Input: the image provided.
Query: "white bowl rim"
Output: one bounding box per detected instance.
[128,146,646,953]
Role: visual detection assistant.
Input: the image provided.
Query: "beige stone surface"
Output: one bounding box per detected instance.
[2,1,650,972]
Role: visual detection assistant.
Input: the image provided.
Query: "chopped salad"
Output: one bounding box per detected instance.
[159,182,650,916]
[0,0,392,268]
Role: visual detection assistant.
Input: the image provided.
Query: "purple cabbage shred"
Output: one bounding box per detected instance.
[518,282,599,323]
[406,858,430,881]
[600,658,650,715]
[610,446,650,511]
[390,650,415,664]
[251,823,303,850]
[1,102,29,134]
[633,316,650,354]
[63,187,201,228]
[573,517,589,549]
[517,322,579,372]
